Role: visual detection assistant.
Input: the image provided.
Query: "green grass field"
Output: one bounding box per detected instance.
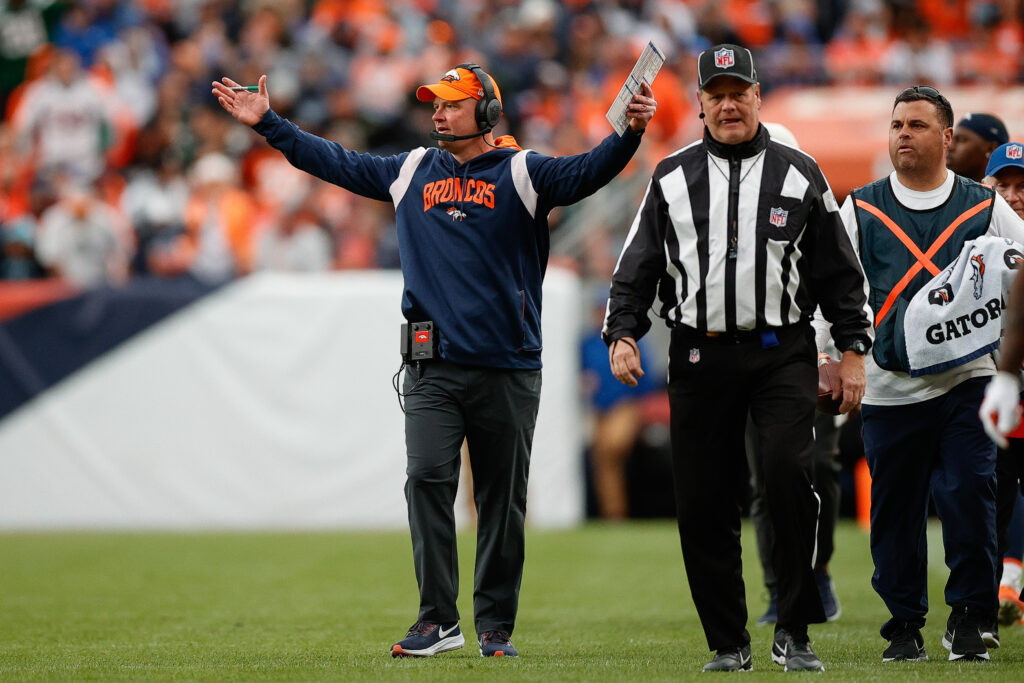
[1,520,1022,680]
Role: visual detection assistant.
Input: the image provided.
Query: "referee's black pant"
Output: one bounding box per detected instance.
[667,323,825,652]
[402,360,541,636]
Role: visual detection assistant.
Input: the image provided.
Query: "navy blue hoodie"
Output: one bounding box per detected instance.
[254,110,642,369]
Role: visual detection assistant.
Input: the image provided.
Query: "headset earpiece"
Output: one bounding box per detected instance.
[455,62,501,132]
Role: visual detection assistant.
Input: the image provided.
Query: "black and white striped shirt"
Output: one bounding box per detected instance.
[603,125,870,351]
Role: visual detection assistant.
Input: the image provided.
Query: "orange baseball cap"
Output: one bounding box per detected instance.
[416,66,502,105]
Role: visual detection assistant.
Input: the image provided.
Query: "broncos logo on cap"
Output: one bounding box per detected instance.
[441,69,461,82]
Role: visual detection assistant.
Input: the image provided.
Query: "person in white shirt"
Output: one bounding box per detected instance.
[13,49,111,182]
[841,86,1024,664]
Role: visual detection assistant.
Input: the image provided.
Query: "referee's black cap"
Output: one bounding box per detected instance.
[697,44,757,90]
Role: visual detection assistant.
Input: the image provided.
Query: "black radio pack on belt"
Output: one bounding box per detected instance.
[401,321,436,363]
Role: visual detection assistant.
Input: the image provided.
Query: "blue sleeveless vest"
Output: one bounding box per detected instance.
[852,176,994,371]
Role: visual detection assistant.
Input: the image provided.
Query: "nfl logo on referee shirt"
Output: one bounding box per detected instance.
[714,48,734,68]
[1009,144,1023,160]
[689,348,700,363]
[770,207,788,227]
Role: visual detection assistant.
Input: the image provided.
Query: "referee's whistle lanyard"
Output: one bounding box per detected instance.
[709,150,764,260]
[728,156,740,260]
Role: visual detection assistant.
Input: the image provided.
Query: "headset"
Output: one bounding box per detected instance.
[430,62,502,142]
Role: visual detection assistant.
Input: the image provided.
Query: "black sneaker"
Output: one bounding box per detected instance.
[882,624,927,662]
[941,607,990,662]
[702,644,752,672]
[772,627,824,672]
[981,623,1000,649]
[479,630,518,657]
[391,621,464,657]
[814,568,841,622]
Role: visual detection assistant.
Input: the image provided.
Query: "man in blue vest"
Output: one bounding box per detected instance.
[841,86,1024,663]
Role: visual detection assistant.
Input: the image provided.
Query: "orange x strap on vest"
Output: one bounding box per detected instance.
[856,197,993,328]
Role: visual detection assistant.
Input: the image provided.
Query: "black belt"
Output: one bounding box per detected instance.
[671,324,791,347]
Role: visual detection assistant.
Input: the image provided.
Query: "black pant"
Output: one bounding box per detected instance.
[747,411,841,591]
[667,323,825,651]
[861,377,997,633]
[403,360,541,635]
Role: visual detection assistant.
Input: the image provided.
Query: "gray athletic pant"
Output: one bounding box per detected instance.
[403,360,541,636]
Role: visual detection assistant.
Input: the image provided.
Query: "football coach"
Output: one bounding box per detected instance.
[602,44,871,672]
[212,65,655,659]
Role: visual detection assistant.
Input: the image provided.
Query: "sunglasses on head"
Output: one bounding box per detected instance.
[899,85,943,99]
[894,85,953,125]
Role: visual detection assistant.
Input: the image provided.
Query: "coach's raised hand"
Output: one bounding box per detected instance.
[212,74,269,126]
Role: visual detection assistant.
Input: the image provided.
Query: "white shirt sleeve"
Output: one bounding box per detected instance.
[810,307,835,356]
[839,195,860,259]
[836,193,875,344]
[987,192,1024,243]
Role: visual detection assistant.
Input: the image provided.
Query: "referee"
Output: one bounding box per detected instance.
[603,44,872,672]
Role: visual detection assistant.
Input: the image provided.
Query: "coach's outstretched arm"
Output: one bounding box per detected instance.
[212,74,269,126]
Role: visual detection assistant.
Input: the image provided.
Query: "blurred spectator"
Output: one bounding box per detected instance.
[581,291,660,520]
[12,48,113,182]
[52,0,139,68]
[758,12,828,90]
[693,1,743,49]
[720,0,774,49]
[955,2,1023,85]
[823,3,889,85]
[254,206,333,272]
[120,150,187,275]
[882,14,954,86]
[0,216,44,279]
[35,181,132,287]
[0,0,64,115]
[0,122,30,218]
[152,151,255,283]
[947,112,1009,182]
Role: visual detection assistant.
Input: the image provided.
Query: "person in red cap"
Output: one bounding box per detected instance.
[212,65,655,659]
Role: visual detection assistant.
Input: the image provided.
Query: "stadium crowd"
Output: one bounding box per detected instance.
[1,0,1022,286]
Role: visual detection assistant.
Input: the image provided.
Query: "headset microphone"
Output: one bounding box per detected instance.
[699,112,705,119]
[428,63,502,145]
[430,128,491,142]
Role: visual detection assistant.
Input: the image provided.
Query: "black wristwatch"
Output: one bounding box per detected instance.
[843,339,869,355]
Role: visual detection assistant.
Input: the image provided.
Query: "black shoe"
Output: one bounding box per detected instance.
[772,627,824,672]
[756,591,778,626]
[941,606,990,662]
[882,623,927,662]
[981,623,1000,649]
[391,621,464,657]
[813,568,841,622]
[702,644,752,672]
[478,630,518,657]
